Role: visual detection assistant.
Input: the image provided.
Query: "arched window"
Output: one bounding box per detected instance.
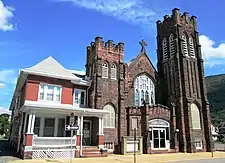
[189,37,195,57]
[110,63,117,79]
[134,74,155,106]
[162,38,168,60]
[190,103,201,129]
[135,89,139,106]
[181,34,188,56]
[103,104,115,128]
[169,34,176,56]
[102,62,108,78]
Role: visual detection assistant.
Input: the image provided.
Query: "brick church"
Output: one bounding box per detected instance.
[86,8,212,153]
[9,8,212,159]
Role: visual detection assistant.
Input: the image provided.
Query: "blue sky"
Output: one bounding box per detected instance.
[0,0,225,111]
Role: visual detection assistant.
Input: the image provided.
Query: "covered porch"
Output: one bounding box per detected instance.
[19,100,112,159]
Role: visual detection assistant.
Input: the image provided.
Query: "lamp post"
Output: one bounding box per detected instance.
[149,128,152,154]
[134,127,137,163]
[175,129,179,152]
[211,138,215,158]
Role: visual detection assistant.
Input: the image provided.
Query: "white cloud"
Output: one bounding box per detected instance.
[0,106,11,114]
[57,0,162,29]
[0,82,5,88]
[0,69,17,84]
[0,0,14,31]
[199,35,225,67]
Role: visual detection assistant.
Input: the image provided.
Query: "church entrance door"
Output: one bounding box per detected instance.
[152,128,166,149]
[149,119,170,150]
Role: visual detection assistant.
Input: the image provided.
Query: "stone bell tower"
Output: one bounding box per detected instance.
[156,8,212,152]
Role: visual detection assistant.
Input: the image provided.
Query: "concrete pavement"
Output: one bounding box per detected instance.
[8,152,225,163]
[170,158,225,163]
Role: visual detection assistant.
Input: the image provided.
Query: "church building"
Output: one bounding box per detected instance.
[9,8,212,159]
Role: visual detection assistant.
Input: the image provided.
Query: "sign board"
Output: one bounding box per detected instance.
[65,124,79,131]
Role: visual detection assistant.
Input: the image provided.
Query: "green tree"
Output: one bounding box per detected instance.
[0,114,10,137]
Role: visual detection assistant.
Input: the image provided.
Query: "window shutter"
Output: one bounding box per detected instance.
[182,35,188,56]
[189,37,195,57]
[162,38,168,60]
[169,34,176,56]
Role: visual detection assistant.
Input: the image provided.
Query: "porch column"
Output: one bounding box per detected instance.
[54,117,59,137]
[76,116,81,146]
[80,114,84,157]
[25,113,35,147]
[40,117,44,137]
[77,116,81,135]
[98,117,104,148]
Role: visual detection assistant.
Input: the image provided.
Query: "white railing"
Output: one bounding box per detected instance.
[33,135,76,148]
[104,142,114,152]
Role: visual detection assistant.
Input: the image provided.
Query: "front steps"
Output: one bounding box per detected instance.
[76,146,108,158]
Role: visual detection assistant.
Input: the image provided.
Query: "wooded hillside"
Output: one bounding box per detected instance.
[206,74,225,126]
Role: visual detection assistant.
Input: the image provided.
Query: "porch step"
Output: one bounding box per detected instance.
[76,146,108,158]
[149,149,176,154]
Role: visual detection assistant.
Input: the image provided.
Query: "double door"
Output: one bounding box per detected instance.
[152,128,166,149]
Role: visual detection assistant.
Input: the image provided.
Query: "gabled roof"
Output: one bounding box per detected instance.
[126,51,157,73]
[21,56,81,81]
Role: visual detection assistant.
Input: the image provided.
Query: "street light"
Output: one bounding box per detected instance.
[149,128,152,154]
[175,129,179,152]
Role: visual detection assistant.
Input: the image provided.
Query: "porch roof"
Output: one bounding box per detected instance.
[21,100,109,117]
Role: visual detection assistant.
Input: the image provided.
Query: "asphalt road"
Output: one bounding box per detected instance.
[0,139,20,163]
[170,158,225,163]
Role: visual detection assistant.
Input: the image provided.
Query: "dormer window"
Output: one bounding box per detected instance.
[102,62,108,78]
[38,84,62,102]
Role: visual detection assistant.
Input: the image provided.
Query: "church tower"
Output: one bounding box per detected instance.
[85,37,126,153]
[156,9,212,152]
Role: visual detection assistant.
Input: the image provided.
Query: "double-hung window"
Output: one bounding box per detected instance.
[38,84,62,102]
[74,89,86,107]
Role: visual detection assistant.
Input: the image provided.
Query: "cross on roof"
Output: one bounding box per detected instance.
[139,39,147,53]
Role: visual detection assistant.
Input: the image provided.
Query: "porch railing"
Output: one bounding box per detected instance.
[104,142,115,152]
[33,135,76,148]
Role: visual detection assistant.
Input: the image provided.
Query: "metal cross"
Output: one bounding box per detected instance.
[139,39,147,53]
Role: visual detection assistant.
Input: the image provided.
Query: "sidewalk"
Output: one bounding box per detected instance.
[9,152,225,163]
